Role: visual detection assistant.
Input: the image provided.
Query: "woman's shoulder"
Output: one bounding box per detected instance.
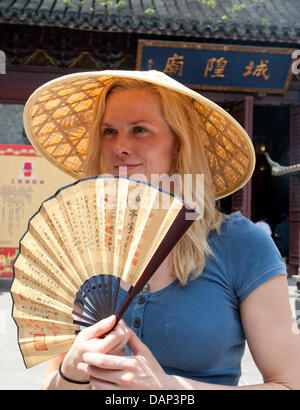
[211,211,281,262]
[218,212,270,242]
[216,212,286,302]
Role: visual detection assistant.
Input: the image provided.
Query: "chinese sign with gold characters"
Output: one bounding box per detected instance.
[137,40,293,94]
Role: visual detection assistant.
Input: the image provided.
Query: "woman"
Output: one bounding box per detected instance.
[23,70,300,389]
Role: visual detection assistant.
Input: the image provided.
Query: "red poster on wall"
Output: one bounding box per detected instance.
[0,144,75,277]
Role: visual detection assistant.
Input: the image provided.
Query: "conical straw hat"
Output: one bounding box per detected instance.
[23,70,255,199]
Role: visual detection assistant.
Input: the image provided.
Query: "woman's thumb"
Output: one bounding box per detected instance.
[80,315,116,340]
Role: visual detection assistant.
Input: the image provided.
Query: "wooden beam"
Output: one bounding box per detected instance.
[0,66,91,104]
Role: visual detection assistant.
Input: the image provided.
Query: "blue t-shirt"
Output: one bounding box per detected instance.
[116,213,287,386]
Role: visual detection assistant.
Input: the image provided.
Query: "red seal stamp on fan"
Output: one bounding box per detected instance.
[33,333,48,351]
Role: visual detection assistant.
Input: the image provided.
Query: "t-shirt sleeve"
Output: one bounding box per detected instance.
[227,214,287,303]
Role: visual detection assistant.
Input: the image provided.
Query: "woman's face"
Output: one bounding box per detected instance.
[100,88,178,182]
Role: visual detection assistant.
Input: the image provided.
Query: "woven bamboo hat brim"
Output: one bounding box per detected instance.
[23,70,255,199]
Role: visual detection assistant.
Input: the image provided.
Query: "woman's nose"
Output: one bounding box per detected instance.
[112,134,132,156]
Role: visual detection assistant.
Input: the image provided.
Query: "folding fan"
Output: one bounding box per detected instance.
[11,175,197,368]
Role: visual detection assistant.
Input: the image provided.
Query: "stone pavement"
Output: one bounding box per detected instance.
[0,278,298,390]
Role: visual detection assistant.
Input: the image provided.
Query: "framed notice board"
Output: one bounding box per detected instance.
[0,144,75,277]
[137,40,293,95]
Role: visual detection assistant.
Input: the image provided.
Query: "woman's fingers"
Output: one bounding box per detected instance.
[77,318,130,357]
[78,315,116,342]
[78,357,137,389]
[82,352,133,370]
[127,327,150,355]
[74,321,172,390]
[78,352,136,380]
[62,317,130,384]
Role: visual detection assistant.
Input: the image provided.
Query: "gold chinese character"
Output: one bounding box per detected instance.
[147,58,154,70]
[243,61,255,77]
[163,53,184,77]
[253,60,270,80]
[243,60,270,80]
[204,57,228,78]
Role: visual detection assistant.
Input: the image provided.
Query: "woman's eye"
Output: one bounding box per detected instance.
[133,126,147,134]
[102,128,116,136]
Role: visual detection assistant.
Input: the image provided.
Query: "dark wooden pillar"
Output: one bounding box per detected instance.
[290,106,300,277]
[230,96,254,220]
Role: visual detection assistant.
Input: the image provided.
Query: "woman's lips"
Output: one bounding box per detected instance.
[115,164,142,172]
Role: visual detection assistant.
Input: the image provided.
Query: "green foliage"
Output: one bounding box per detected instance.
[198,0,217,9]
[231,4,247,13]
[61,0,270,25]
[197,0,269,26]
[63,0,127,10]
[261,17,270,26]
[63,0,73,7]
[116,0,127,7]
[144,8,156,15]
[97,1,113,6]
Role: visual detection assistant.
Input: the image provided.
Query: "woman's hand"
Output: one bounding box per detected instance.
[61,315,130,383]
[78,326,173,390]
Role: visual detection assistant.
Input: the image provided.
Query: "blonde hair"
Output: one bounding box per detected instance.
[83,78,224,285]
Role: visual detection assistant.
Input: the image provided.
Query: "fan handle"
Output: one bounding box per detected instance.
[114,205,198,327]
